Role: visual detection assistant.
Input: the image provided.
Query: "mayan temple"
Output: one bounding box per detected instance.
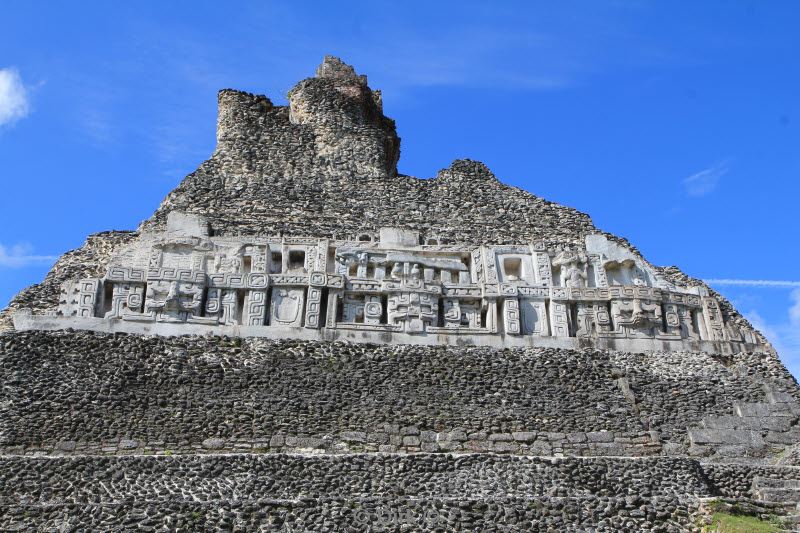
[2,56,799,531]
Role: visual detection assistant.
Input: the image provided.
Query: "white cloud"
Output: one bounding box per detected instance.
[745,289,800,380]
[0,243,57,268]
[683,161,728,197]
[705,279,800,288]
[0,68,30,126]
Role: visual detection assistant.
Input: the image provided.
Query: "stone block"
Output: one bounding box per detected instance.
[591,442,625,455]
[202,438,225,449]
[340,431,367,443]
[489,433,512,442]
[367,432,389,444]
[295,437,325,449]
[437,441,462,451]
[464,440,492,452]
[688,429,765,447]
[166,211,209,237]
[269,435,285,448]
[766,390,796,404]
[734,402,791,418]
[493,441,520,453]
[765,431,798,445]
[402,436,421,447]
[566,432,586,443]
[512,431,536,443]
[57,441,77,452]
[382,423,400,434]
[420,430,437,442]
[586,431,614,443]
[118,439,139,450]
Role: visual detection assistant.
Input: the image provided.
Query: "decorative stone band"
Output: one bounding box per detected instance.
[17,223,764,355]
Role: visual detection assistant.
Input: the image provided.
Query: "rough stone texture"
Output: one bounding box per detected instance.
[2,56,800,531]
[1,454,799,531]
[22,211,767,356]
[0,455,726,532]
[0,231,137,331]
[1,330,795,458]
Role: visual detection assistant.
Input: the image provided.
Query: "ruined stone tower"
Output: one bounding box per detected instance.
[2,57,799,531]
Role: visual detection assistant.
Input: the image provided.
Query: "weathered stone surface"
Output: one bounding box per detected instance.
[13,210,766,356]
[2,55,799,531]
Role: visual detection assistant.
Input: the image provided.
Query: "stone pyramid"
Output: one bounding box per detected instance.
[1,57,799,531]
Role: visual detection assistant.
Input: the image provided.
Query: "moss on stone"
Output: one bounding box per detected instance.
[706,511,780,533]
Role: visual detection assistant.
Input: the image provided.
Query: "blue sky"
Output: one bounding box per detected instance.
[1,1,798,377]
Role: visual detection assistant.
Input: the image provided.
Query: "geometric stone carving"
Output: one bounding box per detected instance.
[502,298,521,335]
[243,289,268,326]
[574,302,613,338]
[443,299,481,329]
[57,278,101,318]
[702,297,727,341]
[105,283,145,319]
[549,301,571,337]
[533,250,552,286]
[30,217,763,354]
[304,287,324,329]
[387,291,437,333]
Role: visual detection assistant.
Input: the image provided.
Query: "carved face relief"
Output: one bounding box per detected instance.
[146,281,203,317]
[611,298,661,336]
[388,292,437,333]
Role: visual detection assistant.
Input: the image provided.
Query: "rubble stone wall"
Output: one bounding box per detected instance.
[1,453,797,531]
[2,330,790,457]
[0,454,709,531]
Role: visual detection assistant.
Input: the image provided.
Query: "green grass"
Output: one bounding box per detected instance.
[706,512,780,533]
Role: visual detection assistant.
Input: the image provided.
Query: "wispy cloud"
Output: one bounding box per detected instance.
[705,279,800,288]
[0,243,57,268]
[0,67,30,126]
[746,288,800,379]
[683,161,728,197]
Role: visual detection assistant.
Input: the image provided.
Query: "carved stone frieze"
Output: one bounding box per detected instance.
[30,217,762,353]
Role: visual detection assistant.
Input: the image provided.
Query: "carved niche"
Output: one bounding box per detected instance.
[270,288,305,327]
[443,299,481,329]
[105,283,145,319]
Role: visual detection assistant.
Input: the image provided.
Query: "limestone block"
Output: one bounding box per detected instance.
[688,429,765,447]
[379,227,419,247]
[340,431,367,443]
[734,402,794,418]
[586,431,614,443]
[512,432,537,443]
[165,211,209,237]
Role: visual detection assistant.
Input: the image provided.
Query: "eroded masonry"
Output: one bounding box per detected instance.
[3,56,799,531]
[16,211,762,354]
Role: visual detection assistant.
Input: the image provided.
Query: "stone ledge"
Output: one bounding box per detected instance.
[0,430,661,458]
